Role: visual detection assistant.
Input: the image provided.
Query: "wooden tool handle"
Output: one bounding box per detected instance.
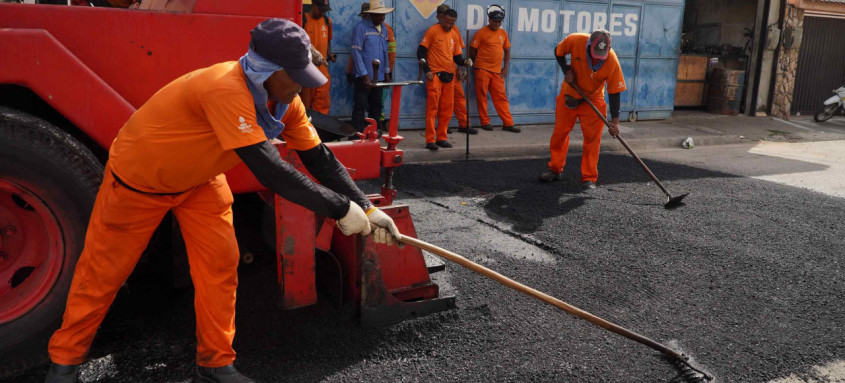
[398,234,684,360]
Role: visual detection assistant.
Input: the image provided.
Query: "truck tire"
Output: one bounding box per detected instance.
[0,107,103,379]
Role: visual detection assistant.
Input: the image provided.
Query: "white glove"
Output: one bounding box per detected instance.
[310,45,326,66]
[366,207,401,246]
[337,201,371,236]
[464,58,473,67]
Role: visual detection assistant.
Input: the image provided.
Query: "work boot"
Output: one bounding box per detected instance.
[457,126,478,135]
[44,363,79,383]
[448,127,455,134]
[503,125,521,133]
[480,124,493,131]
[425,142,439,151]
[538,171,561,183]
[195,364,254,383]
[582,181,597,190]
[435,140,453,148]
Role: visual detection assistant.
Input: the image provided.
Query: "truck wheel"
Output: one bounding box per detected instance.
[0,107,102,379]
[813,103,839,122]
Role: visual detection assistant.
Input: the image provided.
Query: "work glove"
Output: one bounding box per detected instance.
[337,201,371,237]
[464,58,473,67]
[459,67,468,82]
[366,207,401,246]
[310,45,326,66]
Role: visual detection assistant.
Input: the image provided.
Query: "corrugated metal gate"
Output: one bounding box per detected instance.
[326,0,684,128]
[791,16,845,115]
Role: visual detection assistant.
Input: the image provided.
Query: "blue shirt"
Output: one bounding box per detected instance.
[351,19,389,81]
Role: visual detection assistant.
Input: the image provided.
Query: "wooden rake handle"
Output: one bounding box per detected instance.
[398,234,687,361]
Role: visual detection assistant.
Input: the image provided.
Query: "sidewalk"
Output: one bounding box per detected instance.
[394,110,845,164]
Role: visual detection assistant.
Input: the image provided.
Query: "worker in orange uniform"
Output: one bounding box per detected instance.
[469,4,519,134]
[418,8,473,150]
[539,29,625,190]
[301,0,336,114]
[43,19,400,383]
[435,4,474,135]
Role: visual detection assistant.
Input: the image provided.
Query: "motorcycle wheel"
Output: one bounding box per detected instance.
[813,103,840,122]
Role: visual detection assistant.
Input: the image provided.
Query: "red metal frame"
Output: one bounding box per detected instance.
[0,1,451,325]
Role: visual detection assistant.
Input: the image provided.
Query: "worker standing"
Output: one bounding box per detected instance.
[301,0,335,114]
[539,30,626,189]
[42,19,400,383]
[469,5,519,133]
[418,8,473,150]
[435,4,475,135]
[350,0,393,137]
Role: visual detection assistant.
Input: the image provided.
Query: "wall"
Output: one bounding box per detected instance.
[686,0,758,49]
[770,4,802,119]
[755,0,781,115]
[323,0,684,129]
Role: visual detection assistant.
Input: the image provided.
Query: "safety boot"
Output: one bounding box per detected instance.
[435,140,453,148]
[480,124,493,131]
[44,363,79,383]
[195,364,254,383]
[582,181,597,190]
[538,171,561,183]
[425,142,439,151]
[502,125,521,133]
[457,126,478,135]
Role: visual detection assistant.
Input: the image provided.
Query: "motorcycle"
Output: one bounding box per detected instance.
[813,85,845,122]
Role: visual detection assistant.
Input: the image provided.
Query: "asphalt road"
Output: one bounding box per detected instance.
[9,144,845,383]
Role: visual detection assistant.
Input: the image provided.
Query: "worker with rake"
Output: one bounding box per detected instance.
[539,29,626,190]
[43,18,400,383]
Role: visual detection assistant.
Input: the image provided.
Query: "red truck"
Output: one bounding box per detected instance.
[0,1,451,378]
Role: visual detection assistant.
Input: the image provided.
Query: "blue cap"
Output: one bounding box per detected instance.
[249,18,327,88]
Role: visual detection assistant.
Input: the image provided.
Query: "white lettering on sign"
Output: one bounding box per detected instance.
[518,8,540,32]
[467,4,485,30]
[541,9,556,33]
[517,7,639,37]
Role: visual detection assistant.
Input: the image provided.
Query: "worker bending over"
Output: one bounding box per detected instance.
[44,19,399,383]
[539,29,626,189]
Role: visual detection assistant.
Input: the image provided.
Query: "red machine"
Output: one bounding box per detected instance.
[0,1,452,378]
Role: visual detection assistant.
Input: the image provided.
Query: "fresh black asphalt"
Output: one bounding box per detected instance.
[10,153,844,383]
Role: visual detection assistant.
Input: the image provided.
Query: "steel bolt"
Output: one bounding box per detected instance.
[2,225,16,237]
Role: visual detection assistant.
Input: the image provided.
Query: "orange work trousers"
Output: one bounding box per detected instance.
[301,76,331,115]
[48,167,240,368]
[473,69,514,127]
[548,95,607,182]
[425,74,455,143]
[453,70,468,128]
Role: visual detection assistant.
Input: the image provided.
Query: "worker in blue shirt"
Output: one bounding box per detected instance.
[350,0,393,136]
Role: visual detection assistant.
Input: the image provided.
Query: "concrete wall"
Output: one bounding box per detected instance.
[756,0,781,114]
[770,5,803,119]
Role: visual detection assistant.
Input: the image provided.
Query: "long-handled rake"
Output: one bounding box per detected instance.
[571,84,689,209]
[398,234,713,382]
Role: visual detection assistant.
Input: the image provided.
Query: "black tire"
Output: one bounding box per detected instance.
[0,107,103,379]
[813,103,839,122]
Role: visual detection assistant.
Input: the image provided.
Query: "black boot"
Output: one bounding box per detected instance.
[44,363,79,383]
[195,364,255,383]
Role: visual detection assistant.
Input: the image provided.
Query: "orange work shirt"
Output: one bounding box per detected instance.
[555,33,626,101]
[471,26,510,73]
[109,61,321,193]
[303,13,332,76]
[420,24,462,73]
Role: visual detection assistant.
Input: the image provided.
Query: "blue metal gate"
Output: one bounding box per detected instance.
[326,0,684,128]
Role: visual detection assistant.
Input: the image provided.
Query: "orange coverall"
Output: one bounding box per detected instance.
[47,61,322,368]
[452,26,468,128]
[420,23,462,143]
[550,33,626,182]
[471,25,514,127]
[301,13,333,114]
